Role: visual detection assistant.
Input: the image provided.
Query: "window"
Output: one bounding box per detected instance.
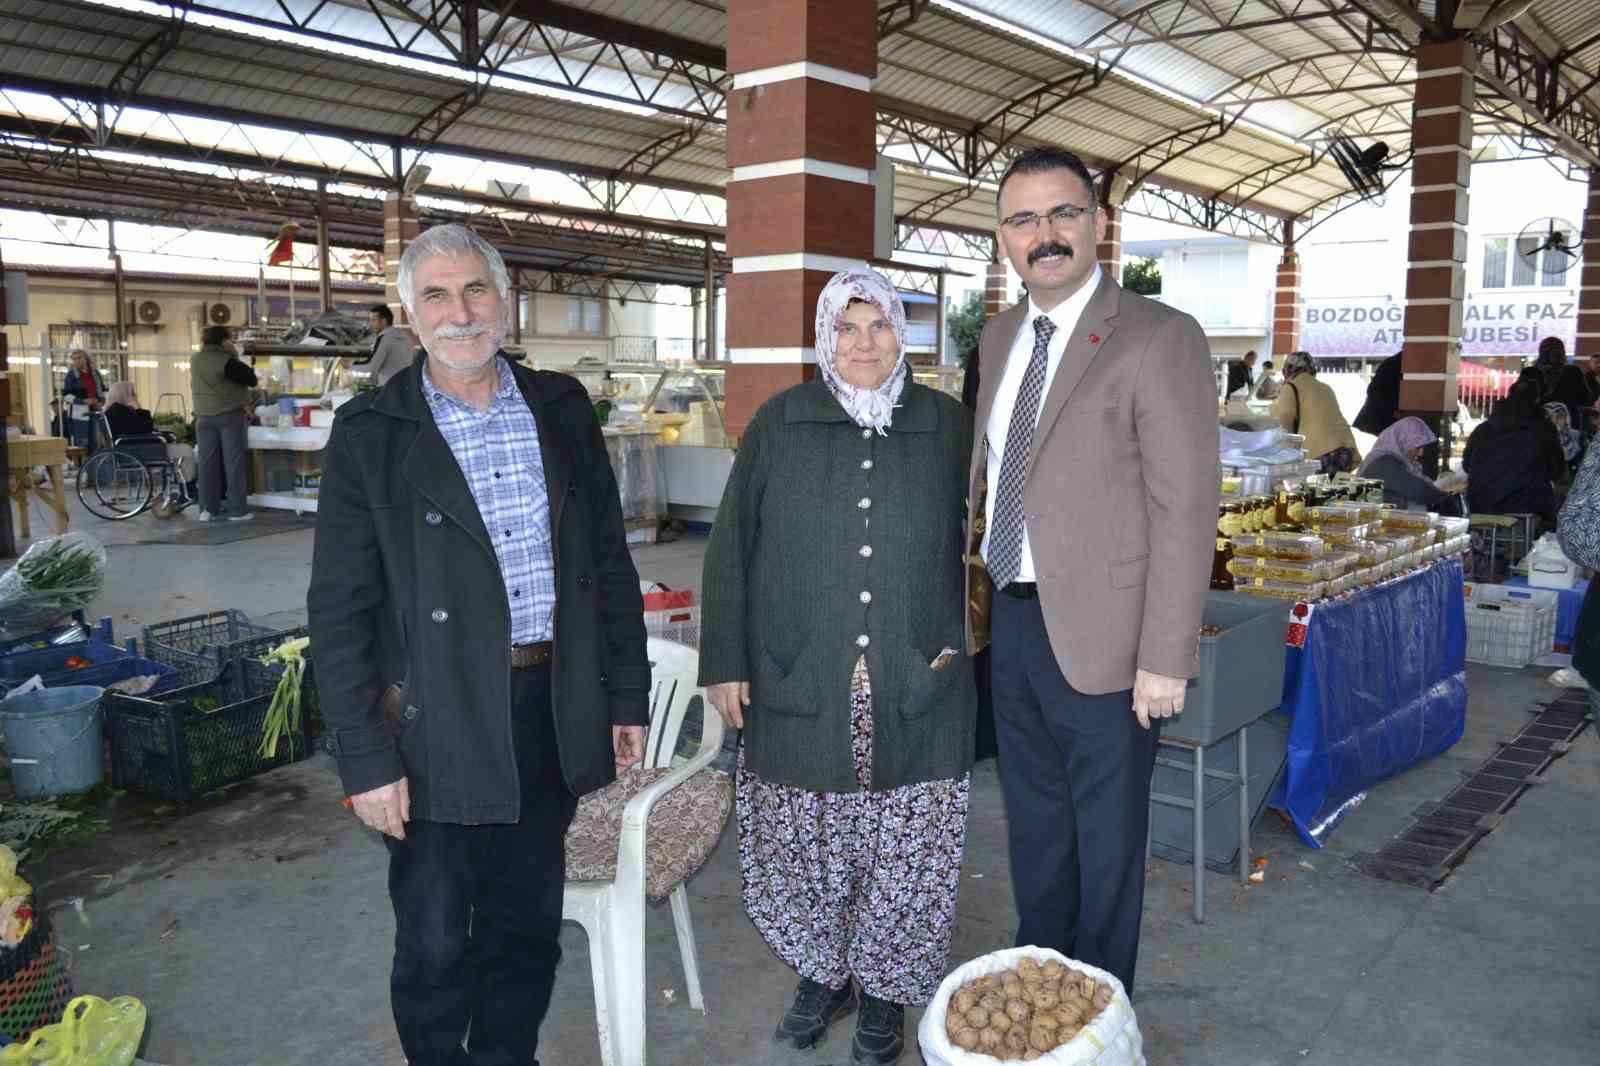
[566,295,604,335]
[1513,236,1539,286]
[1481,237,1507,289]
[1541,247,1571,287]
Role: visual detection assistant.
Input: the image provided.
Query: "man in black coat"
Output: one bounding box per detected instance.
[1224,350,1256,399]
[307,224,650,1066]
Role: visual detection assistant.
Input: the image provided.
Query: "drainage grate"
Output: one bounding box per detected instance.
[1358,696,1594,889]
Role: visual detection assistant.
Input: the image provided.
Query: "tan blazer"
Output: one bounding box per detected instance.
[964,273,1220,694]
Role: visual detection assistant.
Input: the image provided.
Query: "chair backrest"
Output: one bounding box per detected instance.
[642,637,723,770]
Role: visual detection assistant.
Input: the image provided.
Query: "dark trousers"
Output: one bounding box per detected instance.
[383,663,578,1066]
[195,410,249,517]
[990,592,1161,994]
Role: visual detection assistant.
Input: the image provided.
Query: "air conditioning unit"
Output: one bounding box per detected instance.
[131,298,162,325]
[208,301,232,325]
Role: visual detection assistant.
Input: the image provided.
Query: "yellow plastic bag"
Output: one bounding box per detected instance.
[0,996,146,1066]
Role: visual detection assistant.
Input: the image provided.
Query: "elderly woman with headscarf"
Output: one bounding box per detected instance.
[1270,350,1361,473]
[1356,416,1464,513]
[698,268,975,1065]
[102,381,197,484]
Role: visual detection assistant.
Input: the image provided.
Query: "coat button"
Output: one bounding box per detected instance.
[403,705,419,721]
[861,459,873,470]
[861,428,872,439]
[856,634,870,648]
[567,483,578,496]
[860,545,872,558]
[858,497,871,510]
[860,590,872,604]
[578,573,594,589]
[431,608,449,623]
[424,510,442,526]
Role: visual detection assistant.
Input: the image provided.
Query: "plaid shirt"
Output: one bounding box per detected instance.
[422,357,555,643]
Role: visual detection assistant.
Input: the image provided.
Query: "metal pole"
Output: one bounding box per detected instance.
[109,220,128,378]
[317,180,333,313]
[936,270,948,365]
[691,286,701,360]
[703,240,716,362]
[0,266,16,557]
[512,268,523,344]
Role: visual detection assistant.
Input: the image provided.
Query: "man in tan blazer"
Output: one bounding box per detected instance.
[966,147,1220,994]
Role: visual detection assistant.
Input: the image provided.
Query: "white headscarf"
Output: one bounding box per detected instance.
[813,268,909,435]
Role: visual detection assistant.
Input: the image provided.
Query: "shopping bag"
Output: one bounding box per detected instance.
[0,996,146,1066]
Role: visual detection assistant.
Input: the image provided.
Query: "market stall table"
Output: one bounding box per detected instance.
[1271,556,1469,846]
[245,425,328,516]
[6,435,70,537]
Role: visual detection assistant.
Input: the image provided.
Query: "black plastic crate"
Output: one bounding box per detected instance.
[105,658,315,802]
[218,627,319,736]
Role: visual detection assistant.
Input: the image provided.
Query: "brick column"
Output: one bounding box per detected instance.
[1400,38,1475,467]
[384,192,420,328]
[1272,245,1302,358]
[983,259,1010,319]
[1580,170,1600,356]
[1097,203,1123,279]
[723,0,878,438]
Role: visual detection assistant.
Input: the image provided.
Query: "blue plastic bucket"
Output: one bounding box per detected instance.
[0,686,105,798]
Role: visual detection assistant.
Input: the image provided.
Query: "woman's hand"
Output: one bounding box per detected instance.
[708,681,749,730]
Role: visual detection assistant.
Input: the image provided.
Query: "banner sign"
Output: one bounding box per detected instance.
[1302,294,1578,357]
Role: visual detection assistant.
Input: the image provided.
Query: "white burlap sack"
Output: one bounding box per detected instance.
[918,948,1144,1066]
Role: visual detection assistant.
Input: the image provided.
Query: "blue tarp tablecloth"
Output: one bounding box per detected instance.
[1270,557,1469,847]
[1503,575,1588,655]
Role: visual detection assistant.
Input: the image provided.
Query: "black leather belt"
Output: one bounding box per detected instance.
[1000,581,1039,599]
[511,641,552,668]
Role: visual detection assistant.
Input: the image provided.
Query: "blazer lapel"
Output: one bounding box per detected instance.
[1027,272,1122,478]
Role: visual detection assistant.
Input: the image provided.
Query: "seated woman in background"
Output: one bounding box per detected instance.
[1356,416,1464,514]
[103,382,196,484]
[1464,380,1565,527]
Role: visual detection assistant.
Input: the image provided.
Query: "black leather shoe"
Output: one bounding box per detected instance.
[851,992,905,1065]
[774,978,856,1049]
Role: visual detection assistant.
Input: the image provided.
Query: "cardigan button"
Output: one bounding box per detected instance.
[424,510,443,526]
[861,459,873,470]
[857,497,871,510]
[431,608,449,623]
[859,545,872,558]
[856,634,870,649]
[859,590,872,604]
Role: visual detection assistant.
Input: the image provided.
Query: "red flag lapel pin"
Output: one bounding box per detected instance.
[1088,333,1101,345]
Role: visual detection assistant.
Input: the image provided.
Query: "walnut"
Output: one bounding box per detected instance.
[1005,998,1031,1023]
[1016,957,1043,980]
[964,1006,989,1029]
[951,988,977,1014]
[1041,959,1066,981]
[979,1026,1004,1051]
[1093,986,1113,1010]
[952,1027,980,1051]
[1032,986,1059,1010]
[989,1009,1012,1033]
[1029,1025,1055,1052]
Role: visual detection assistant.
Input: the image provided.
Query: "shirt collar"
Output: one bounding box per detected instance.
[421,354,515,410]
[1026,264,1102,336]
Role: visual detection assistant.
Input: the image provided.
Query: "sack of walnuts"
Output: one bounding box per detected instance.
[917,947,1143,1066]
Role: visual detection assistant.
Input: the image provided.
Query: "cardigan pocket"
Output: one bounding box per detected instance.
[753,636,823,717]
[895,641,966,719]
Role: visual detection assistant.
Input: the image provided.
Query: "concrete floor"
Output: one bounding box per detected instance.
[20,495,1600,1066]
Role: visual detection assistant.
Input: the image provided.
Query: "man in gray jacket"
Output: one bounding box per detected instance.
[189,324,257,522]
[363,304,415,386]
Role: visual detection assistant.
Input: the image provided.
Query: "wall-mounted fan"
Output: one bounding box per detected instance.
[1515,217,1583,267]
[1328,135,1395,199]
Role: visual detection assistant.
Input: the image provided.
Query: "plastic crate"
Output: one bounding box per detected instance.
[1167,591,1291,745]
[1464,591,1556,669]
[0,612,112,659]
[641,584,698,649]
[0,639,128,684]
[140,609,274,666]
[105,657,315,802]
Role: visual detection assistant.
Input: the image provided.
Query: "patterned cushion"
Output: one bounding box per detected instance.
[565,767,733,902]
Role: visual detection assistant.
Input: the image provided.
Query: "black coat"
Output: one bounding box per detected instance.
[1353,353,1401,436]
[1225,361,1254,398]
[1462,414,1565,524]
[307,354,650,824]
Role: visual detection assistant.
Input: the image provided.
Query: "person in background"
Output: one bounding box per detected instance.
[1353,350,1402,437]
[700,268,975,1065]
[104,381,197,485]
[190,324,258,523]
[62,349,107,452]
[1463,380,1565,528]
[1252,359,1282,401]
[1272,351,1361,473]
[363,304,416,387]
[1532,336,1594,427]
[1224,349,1256,400]
[1546,401,1583,473]
[1556,441,1600,705]
[1355,416,1463,513]
[308,224,649,1066]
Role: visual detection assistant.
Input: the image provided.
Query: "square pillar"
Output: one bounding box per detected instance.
[983,259,1010,320]
[1399,38,1474,452]
[384,192,420,329]
[723,0,878,439]
[1272,249,1302,357]
[1580,171,1600,354]
[1097,204,1123,279]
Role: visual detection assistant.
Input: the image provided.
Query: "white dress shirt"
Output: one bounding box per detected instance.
[981,265,1102,582]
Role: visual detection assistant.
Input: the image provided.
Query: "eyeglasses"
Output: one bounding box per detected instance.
[1000,203,1096,234]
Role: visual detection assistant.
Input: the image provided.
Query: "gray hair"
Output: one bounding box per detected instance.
[396,224,511,313]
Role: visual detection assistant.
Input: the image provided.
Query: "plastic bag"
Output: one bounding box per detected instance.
[0,996,145,1066]
[0,535,106,640]
[919,948,1144,1066]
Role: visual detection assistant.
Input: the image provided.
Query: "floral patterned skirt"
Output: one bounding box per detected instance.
[736,656,970,1005]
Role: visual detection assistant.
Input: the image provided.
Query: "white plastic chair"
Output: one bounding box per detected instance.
[563,637,727,1066]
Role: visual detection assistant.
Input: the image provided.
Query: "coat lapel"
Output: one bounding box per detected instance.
[511,365,572,545]
[1027,272,1122,478]
[402,414,494,556]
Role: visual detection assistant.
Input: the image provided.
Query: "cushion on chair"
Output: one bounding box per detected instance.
[564,767,733,902]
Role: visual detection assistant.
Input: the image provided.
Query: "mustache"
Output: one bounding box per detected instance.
[433,323,493,339]
[1028,242,1074,266]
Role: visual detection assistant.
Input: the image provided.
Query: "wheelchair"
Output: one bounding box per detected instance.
[75,412,195,521]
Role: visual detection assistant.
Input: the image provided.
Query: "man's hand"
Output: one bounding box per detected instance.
[1132,669,1188,730]
[350,777,411,839]
[707,681,749,731]
[613,725,646,775]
